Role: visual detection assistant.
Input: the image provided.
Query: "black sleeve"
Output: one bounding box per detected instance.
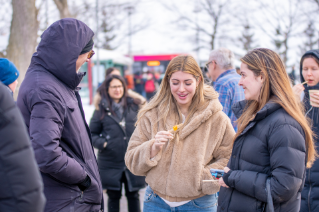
[1,84,46,211]
[227,124,306,204]
[89,110,106,150]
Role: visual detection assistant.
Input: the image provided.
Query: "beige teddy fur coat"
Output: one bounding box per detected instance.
[125,98,235,202]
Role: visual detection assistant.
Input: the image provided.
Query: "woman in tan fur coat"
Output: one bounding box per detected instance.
[125,55,235,212]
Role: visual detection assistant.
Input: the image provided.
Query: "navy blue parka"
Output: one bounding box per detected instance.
[17,18,103,212]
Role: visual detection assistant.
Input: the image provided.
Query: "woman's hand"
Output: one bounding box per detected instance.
[219,167,231,188]
[150,131,174,158]
[292,84,305,101]
[310,92,319,107]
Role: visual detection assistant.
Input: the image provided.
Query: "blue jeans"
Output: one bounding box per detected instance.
[143,186,217,212]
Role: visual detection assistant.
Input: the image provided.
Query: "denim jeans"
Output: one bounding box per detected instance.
[143,186,217,212]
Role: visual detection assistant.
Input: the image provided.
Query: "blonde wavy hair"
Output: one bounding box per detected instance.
[238,48,317,168]
[136,55,218,131]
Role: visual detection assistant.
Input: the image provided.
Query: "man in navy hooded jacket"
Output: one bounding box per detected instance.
[17,18,103,212]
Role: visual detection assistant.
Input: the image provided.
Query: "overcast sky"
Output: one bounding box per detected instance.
[0,0,318,69]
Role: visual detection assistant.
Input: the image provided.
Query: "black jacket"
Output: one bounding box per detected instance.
[17,18,103,212]
[218,100,306,212]
[89,96,145,191]
[299,50,319,212]
[0,83,46,211]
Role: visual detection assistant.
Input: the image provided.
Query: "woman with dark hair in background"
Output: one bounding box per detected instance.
[293,50,319,212]
[218,48,317,212]
[89,75,145,212]
[99,67,146,105]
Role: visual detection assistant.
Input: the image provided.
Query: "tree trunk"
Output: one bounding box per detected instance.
[53,0,72,19]
[6,0,38,99]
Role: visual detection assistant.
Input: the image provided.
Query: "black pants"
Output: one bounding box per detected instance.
[107,172,141,212]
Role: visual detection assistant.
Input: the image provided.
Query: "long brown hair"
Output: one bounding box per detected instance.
[136,55,218,131]
[238,48,317,168]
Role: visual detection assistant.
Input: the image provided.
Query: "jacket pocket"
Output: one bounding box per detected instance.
[144,186,155,203]
[82,160,103,205]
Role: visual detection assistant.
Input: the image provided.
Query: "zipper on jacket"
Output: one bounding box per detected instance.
[308,168,311,212]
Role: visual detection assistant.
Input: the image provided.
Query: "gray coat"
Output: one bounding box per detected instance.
[17,18,103,212]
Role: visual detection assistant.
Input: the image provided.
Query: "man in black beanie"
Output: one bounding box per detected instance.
[17,18,103,212]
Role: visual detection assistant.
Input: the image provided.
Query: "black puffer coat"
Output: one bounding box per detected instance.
[89,96,145,191]
[0,83,46,211]
[218,100,307,212]
[300,50,319,212]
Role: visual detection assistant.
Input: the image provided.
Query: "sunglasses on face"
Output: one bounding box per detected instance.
[87,50,95,59]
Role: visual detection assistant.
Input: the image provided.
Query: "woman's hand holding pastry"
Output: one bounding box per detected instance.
[150,131,174,158]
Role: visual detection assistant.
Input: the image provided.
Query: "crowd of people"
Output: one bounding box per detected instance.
[1,18,319,212]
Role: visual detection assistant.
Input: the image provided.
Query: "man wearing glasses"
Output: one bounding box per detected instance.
[17,18,103,212]
[206,48,244,132]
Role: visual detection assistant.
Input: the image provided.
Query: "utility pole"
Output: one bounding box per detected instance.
[194,0,201,63]
[96,0,100,69]
[125,5,134,57]
[125,5,134,73]
[46,0,49,28]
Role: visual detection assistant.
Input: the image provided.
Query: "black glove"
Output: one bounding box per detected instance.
[78,175,91,191]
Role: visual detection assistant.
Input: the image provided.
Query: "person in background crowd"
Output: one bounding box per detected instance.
[289,65,296,86]
[17,18,103,212]
[125,55,235,212]
[90,75,145,212]
[124,69,135,90]
[144,71,157,100]
[106,67,121,78]
[206,48,245,132]
[0,58,19,96]
[292,50,319,212]
[235,66,240,75]
[102,67,146,105]
[218,48,317,212]
[0,82,46,212]
[134,71,145,96]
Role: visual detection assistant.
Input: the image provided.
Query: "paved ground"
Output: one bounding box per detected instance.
[103,187,146,212]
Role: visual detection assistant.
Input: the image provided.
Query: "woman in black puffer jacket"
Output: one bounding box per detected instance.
[89,75,145,212]
[217,48,317,212]
[293,50,319,212]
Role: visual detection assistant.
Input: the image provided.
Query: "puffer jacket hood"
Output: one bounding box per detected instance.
[31,18,94,90]
[300,50,319,84]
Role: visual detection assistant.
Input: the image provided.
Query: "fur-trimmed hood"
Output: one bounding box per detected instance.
[93,89,146,110]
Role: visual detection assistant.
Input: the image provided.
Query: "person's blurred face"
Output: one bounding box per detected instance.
[108,79,124,102]
[206,60,218,81]
[8,79,18,93]
[76,52,90,72]
[170,71,199,109]
[302,58,319,86]
[239,63,263,101]
[111,69,121,76]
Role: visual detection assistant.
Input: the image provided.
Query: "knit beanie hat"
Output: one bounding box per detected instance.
[0,58,19,86]
[80,38,94,55]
